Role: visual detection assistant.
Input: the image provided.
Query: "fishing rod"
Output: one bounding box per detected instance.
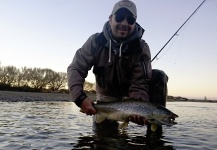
[151,0,206,62]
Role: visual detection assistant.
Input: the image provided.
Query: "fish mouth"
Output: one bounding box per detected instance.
[159,114,179,126]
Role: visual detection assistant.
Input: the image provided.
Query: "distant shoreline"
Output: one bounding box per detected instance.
[167,98,217,103]
[0,90,216,103]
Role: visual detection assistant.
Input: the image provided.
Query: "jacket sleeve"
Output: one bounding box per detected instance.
[128,40,152,101]
[67,34,98,107]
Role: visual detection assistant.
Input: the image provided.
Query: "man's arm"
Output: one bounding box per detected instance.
[67,34,98,109]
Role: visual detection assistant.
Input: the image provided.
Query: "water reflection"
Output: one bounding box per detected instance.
[73,120,175,150]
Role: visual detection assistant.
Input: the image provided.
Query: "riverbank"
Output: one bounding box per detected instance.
[0,90,216,103]
[0,91,70,102]
[0,90,96,102]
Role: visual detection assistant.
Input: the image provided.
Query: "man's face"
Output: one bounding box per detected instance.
[109,8,136,40]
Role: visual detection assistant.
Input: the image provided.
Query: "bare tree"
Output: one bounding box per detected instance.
[0,65,3,83]
[19,67,30,87]
[0,64,69,92]
[48,72,67,91]
[0,66,18,86]
[27,68,54,89]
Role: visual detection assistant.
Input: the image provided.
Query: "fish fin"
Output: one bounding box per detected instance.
[93,114,107,123]
[118,122,128,129]
[151,124,158,132]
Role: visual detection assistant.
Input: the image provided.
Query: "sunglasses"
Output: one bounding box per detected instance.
[115,13,136,25]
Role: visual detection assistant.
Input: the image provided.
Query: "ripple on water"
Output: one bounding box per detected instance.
[0,101,217,150]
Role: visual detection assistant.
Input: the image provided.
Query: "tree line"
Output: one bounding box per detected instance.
[0,65,68,93]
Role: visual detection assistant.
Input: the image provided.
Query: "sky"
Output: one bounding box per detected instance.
[0,0,217,100]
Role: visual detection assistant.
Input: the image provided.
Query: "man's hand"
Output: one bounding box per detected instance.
[129,115,148,126]
[80,97,96,115]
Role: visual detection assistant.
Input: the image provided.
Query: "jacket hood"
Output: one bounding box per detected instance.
[102,21,145,62]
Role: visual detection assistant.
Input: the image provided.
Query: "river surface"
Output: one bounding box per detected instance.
[0,101,216,150]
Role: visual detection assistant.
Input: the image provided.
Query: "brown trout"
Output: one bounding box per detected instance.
[93,100,178,131]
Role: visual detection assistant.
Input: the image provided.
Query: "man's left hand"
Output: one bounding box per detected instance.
[129,115,147,125]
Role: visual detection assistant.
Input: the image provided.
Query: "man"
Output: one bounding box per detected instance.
[67,0,168,129]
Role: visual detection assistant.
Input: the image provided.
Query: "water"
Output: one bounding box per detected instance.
[0,101,216,150]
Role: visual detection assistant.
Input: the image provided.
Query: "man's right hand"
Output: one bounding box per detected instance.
[129,115,148,126]
[80,97,96,115]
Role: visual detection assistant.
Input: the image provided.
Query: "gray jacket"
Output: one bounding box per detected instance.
[67,21,152,107]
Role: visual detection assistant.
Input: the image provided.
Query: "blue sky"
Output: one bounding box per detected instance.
[0,0,216,100]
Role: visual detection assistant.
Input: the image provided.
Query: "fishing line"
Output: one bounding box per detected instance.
[152,23,189,65]
[152,15,196,67]
[151,0,206,63]
[151,35,179,66]
[152,33,179,63]
[172,8,200,65]
[173,26,187,64]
